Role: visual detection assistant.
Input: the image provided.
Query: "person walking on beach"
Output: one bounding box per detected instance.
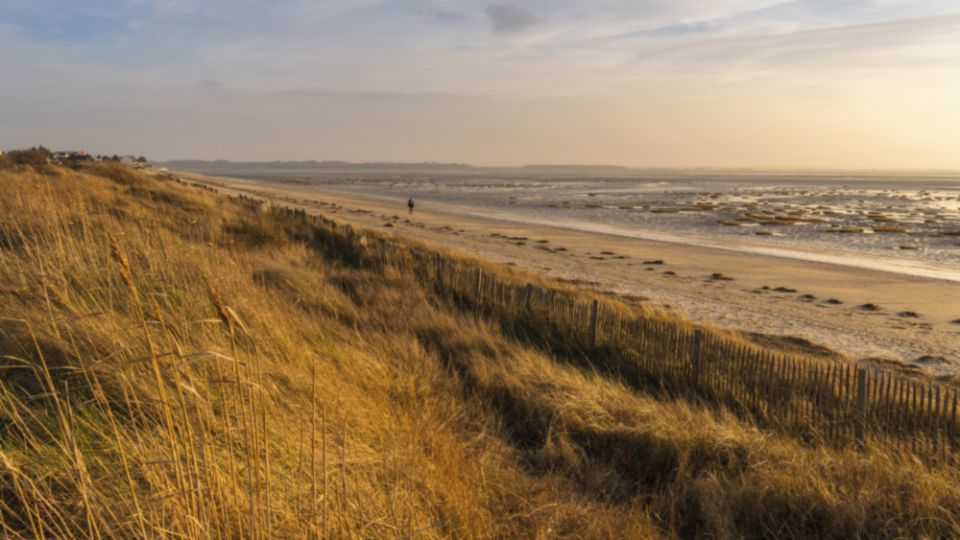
[408,197,415,214]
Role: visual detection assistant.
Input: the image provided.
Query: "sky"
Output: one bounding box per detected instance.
[1,1,960,169]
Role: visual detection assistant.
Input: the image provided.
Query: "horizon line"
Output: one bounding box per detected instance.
[158,158,960,175]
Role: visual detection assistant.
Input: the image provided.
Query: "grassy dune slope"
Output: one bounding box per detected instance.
[1,163,959,538]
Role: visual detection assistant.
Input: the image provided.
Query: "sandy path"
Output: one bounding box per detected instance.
[174,172,960,372]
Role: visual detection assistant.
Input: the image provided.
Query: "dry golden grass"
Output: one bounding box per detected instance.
[1,163,959,538]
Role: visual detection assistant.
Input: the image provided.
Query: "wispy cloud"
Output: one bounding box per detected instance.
[631,13,960,76]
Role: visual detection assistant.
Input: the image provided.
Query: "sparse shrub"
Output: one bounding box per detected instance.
[3,146,54,169]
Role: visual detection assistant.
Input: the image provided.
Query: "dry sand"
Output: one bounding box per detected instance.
[173,171,960,374]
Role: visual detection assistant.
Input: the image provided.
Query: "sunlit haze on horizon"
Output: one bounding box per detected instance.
[2,1,960,169]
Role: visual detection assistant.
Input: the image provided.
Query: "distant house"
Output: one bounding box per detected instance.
[54,151,93,162]
[120,155,149,168]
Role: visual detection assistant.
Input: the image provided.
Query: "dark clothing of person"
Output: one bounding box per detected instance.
[408,198,414,214]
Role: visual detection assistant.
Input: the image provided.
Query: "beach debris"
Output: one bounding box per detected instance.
[824,298,843,305]
[897,311,921,318]
[859,303,881,311]
[642,259,664,265]
[773,287,797,293]
[872,225,907,233]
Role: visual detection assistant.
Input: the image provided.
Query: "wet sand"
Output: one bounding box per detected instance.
[173,171,960,373]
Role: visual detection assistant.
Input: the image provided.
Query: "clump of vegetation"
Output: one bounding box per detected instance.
[1,163,960,538]
[0,146,54,170]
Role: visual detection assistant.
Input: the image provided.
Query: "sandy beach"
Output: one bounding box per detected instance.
[175,171,960,374]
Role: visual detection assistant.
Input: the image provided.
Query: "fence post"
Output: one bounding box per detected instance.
[855,367,868,449]
[691,329,703,392]
[588,299,600,347]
